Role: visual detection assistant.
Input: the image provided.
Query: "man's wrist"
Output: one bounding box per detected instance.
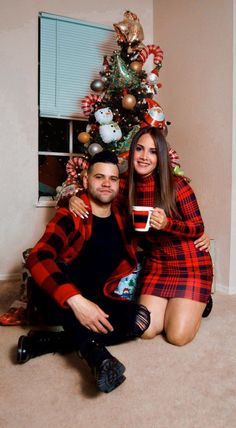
[66,294,83,308]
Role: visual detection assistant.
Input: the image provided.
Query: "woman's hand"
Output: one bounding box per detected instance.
[194,233,211,252]
[69,196,89,218]
[150,208,168,230]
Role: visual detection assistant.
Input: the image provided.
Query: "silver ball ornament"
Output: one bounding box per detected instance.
[88,143,103,156]
[90,79,105,92]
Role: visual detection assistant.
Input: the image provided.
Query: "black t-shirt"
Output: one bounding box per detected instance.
[68,213,125,302]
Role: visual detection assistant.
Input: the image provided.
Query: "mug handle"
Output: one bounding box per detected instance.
[147,208,154,230]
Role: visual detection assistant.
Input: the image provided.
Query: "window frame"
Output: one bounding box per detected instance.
[37,12,117,206]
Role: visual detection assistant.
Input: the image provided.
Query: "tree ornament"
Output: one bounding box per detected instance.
[137,44,164,66]
[116,125,140,153]
[122,94,136,110]
[146,67,159,85]
[94,107,122,144]
[113,10,144,50]
[109,54,140,90]
[101,75,108,83]
[88,143,103,156]
[81,94,102,117]
[130,61,142,73]
[143,99,166,129]
[102,55,110,72]
[90,79,105,93]
[66,156,89,177]
[118,156,128,174]
[77,132,91,144]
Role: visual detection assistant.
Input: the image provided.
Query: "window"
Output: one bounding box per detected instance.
[38,12,117,205]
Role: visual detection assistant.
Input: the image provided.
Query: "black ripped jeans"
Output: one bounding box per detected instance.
[28,277,150,354]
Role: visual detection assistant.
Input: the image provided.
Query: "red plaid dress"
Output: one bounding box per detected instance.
[119,174,213,303]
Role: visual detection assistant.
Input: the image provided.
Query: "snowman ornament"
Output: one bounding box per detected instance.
[94,107,122,144]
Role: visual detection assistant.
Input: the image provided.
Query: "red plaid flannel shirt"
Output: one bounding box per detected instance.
[26,193,137,308]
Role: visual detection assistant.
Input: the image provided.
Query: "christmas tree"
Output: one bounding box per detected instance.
[57,10,181,200]
[78,11,165,157]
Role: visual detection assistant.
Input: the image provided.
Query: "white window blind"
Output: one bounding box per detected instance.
[39,12,117,119]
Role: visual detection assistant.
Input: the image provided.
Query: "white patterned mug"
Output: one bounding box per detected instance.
[132,206,154,232]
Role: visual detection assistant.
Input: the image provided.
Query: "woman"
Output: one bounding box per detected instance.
[68,127,213,346]
[121,126,213,345]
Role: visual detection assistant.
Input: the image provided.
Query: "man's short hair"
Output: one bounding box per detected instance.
[88,150,119,168]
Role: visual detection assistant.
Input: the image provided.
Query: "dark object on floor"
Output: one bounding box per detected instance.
[202,295,213,318]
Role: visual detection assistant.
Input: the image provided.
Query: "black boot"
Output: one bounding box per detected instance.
[202,295,213,318]
[80,340,126,393]
[17,330,74,364]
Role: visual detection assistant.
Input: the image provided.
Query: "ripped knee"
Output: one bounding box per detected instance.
[134,304,151,337]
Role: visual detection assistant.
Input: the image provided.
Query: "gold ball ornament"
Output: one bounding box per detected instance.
[122,94,137,110]
[77,132,91,144]
[130,61,142,73]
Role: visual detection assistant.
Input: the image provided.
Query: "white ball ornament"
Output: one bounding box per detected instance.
[147,72,159,85]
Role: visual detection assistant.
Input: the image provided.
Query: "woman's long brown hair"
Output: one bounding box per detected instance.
[128,126,180,218]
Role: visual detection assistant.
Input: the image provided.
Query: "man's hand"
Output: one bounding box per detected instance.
[66,294,114,334]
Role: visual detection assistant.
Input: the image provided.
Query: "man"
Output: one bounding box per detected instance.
[16,151,150,393]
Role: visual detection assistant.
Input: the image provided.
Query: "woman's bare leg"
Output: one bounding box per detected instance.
[164,298,206,346]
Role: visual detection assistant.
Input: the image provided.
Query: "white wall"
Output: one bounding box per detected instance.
[155,0,235,293]
[230,0,236,293]
[0,0,154,279]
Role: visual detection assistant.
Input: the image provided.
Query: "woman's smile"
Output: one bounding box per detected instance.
[134,134,158,177]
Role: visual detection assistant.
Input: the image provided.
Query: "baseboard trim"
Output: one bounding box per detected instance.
[0,272,21,281]
[216,284,233,294]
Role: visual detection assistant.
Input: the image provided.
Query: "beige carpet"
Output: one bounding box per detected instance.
[0,280,236,428]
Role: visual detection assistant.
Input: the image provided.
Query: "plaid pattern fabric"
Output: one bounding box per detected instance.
[119,174,213,303]
[26,193,137,308]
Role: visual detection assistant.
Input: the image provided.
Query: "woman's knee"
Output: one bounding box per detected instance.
[165,326,197,346]
[164,298,203,346]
